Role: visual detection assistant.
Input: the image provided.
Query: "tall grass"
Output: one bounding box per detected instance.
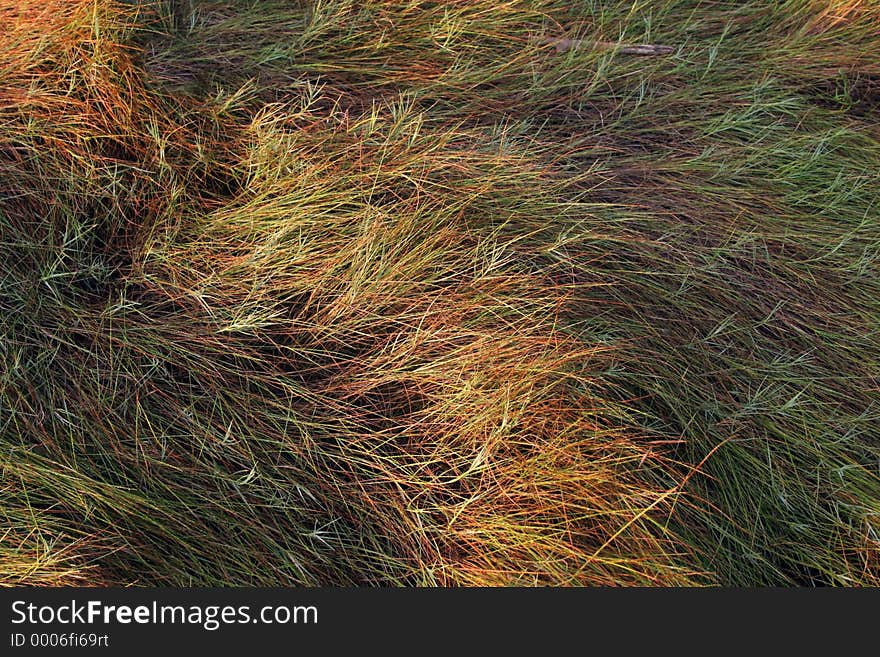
[1,0,878,585]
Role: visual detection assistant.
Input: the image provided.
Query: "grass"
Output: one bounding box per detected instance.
[1,0,878,586]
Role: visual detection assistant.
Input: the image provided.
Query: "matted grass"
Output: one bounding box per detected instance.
[1,0,878,586]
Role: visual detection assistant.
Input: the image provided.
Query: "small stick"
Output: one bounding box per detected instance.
[534,36,675,56]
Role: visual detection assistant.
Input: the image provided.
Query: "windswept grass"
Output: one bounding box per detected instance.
[1,0,878,586]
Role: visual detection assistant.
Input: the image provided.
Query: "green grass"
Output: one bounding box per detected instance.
[1,0,878,586]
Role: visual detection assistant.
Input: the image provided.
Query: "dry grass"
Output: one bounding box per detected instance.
[1,0,878,586]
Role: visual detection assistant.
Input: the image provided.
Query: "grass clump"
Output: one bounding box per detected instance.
[1,0,878,586]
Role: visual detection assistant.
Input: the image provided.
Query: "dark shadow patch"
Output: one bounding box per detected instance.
[806,72,880,117]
